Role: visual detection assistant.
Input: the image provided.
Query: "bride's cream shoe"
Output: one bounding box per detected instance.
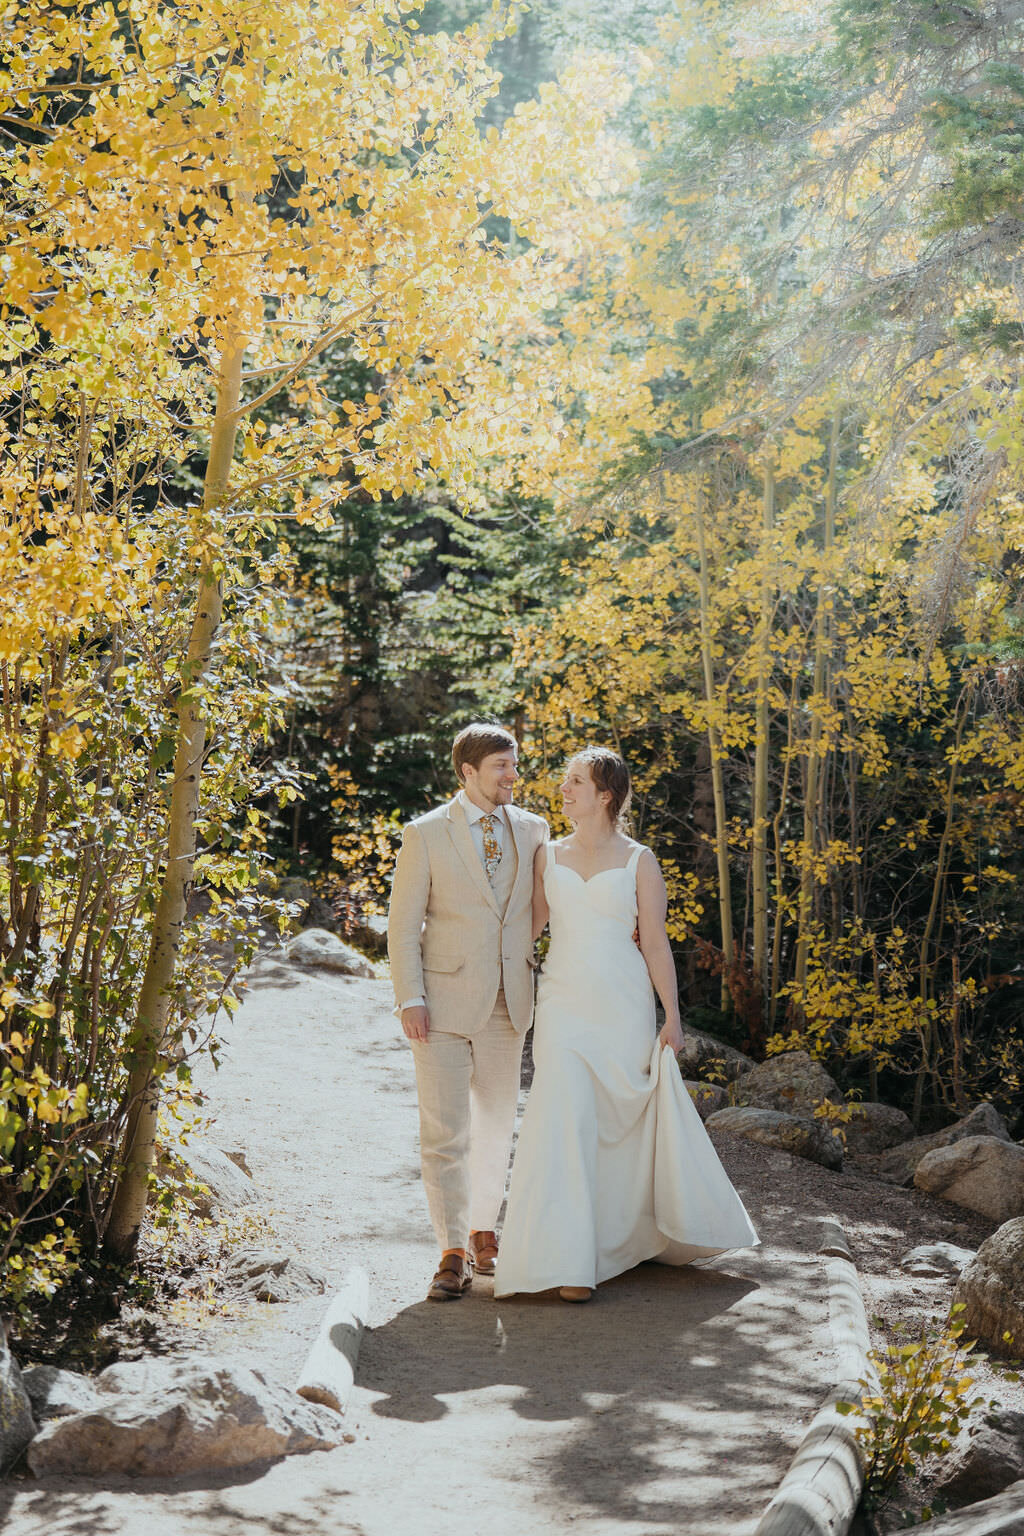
[558,1286,593,1303]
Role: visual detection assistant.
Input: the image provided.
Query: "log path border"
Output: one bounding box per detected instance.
[755,1219,877,1536]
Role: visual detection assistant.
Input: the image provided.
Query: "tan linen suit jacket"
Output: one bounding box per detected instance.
[387,797,549,1036]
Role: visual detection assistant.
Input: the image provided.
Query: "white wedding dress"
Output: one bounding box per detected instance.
[493,843,758,1297]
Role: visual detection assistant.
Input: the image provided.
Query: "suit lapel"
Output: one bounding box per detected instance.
[446,798,501,916]
[505,805,526,902]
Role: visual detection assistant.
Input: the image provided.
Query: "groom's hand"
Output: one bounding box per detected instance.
[401,1004,430,1042]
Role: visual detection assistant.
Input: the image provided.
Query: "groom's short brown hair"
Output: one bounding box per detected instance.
[452,723,518,783]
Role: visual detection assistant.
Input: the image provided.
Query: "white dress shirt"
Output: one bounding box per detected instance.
[398,792,507,1012]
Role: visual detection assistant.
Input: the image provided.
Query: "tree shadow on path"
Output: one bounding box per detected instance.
[358,1254,829,1532]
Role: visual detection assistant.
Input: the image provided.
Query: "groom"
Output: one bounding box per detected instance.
[387,723,548,1300]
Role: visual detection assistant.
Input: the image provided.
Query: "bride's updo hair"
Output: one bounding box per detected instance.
[572,746,632,829]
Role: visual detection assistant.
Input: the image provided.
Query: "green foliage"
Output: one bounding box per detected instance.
[689,59,830,146]
[927,68,1024,231]
[0,511,294,1312]
[837,1307,986,1504]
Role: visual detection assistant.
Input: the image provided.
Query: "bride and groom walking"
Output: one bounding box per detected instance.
[387,722,757,1304]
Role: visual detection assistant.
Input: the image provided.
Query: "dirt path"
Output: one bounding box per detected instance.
[1,961,862,1536]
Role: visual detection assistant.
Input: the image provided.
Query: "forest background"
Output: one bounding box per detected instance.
[4,0,1024,1315]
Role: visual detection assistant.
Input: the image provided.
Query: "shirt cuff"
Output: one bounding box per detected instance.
[397,996,425,1012]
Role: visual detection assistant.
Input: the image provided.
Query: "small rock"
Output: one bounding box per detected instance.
[934,1407,1024,1505]
[276,876,315,907]
[301,896,339,932]
[843,1102,915,1155]
[346,914,387,958]
[284,929,375,979]
[224,1149,253,1177]
[29,1357,342,1476]
[675,1028,755,1085]
[954,1216,1024,1360]
[21,1364,100,1420]
[871,1102,1011,1187]
[899,1242,977,1278]
[731,1049,843,1118]
[706,1106,844,1170]
[223,1248,329,1303]
[160,1137,258,1218]
[684,1080,729,1121]
[914,1137,1024,1223]
[0,1333,36,1472]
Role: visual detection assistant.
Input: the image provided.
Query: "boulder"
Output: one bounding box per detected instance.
[283,929,375,979]
[223,1248,330,1303]
[871,1102,1011,1187]
[675,1028,755,1086]
[22,1364,100,1420]
[28,1357,342,1477]
[843,1101,915,1155]
[934,1408,1024,1505]
[706,1106,844,1171]
[684,1080,729,1121]
[953,1217,1024,1360]
[904,1480,1024,1533]
[899,1242,977,1278]
[731,1049,843,1117]
[914,1137,1024,1224]
[162,1136,258,1218]
[0,1333,36,1472]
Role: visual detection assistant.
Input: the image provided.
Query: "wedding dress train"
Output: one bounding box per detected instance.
[493,843,758,1297]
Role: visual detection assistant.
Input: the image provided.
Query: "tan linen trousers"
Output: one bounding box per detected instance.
[409,989,524,1251]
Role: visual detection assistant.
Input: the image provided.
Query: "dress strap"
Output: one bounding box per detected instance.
[545,841,556,870]
[626,844,648,875]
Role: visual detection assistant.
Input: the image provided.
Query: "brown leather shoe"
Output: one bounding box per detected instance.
[428,1252,472,1301]
[468,1230,499,1277]
[559,1286,593,1303]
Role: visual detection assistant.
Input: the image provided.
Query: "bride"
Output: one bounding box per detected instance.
[493,746,758,1302]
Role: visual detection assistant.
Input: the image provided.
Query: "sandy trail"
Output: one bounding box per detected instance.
[1,961,844,1536]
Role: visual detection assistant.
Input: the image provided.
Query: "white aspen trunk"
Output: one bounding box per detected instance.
[103,339,245,1261]
[694,481,734,1008]
[752,461,775,999]
[794,413,838,996]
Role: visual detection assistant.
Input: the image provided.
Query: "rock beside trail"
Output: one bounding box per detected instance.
[843,1101,915,1155]
[347,913,388,957]
[675,1028,755,1086]
[22,1364,100,1420]
[1,1333,36,1473]
[224,1247,330,1303]
[899,1242,977,1278]
[284,929,375,978]
[706,1107,843,1171]
[908,1480,1024,1534]
[953,1217,1024,1361]
[162,1136,259,1217]
[731,1050,843,1118]
[870,1102,1011,1187]
[934,1408,1024,1505]
[684,1081,729,1121]
[914,1136,1024,1224]
[28,1357,343,1477]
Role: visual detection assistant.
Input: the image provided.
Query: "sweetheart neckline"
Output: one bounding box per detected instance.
[551,861,634,886]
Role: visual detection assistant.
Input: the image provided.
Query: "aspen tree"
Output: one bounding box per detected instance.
[3,0,625,1268]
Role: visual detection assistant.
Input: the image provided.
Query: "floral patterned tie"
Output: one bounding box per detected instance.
[479,813,502,884]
